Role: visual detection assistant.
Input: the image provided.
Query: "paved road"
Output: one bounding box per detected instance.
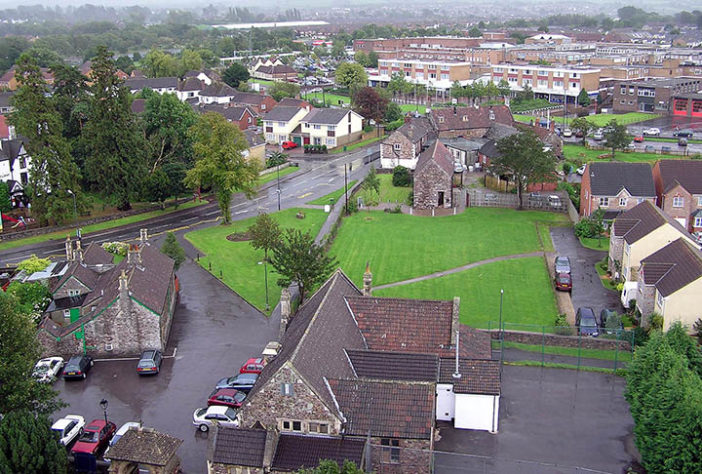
[550,227,621,317]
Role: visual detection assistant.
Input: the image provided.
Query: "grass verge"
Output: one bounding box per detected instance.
[645,137,702,145]
[579,236,610,251]
[331,136,383,154]
[257,166,298,186]
[378,174,411,204]
[495,340,632,361]
[504,360,626,376]
[595,258,619,291]
[308,181,357,205]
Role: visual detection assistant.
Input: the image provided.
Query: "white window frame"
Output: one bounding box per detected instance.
[619,197,627,207]
[695,216,702,228]
[673,196,684,208]
[656,291,664,310]
[697,196,702,207]
[599,197,609,207]
[393,143,401,151]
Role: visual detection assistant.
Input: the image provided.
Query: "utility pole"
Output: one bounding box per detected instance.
[344,163,349,215]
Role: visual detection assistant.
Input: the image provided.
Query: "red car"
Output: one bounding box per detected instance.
[71,419,116,456]
[281,141,298,150]
[239,358,266,374]
[555,272,572,292]
[633,135,644,143]
[208,388,247,408]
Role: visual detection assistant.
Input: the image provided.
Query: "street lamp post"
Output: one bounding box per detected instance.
[499,288,504,341]
[276,163,281,211]
[67,189,77,222]
[99,399,108,425]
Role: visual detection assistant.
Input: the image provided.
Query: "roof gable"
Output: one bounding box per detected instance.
[641,238,702,296]
[431,105,513,132]
[587,162,655,197]
[301,108,353,125]
[415,140,454,176]
[612,200,690,244]
[658,160,702,195]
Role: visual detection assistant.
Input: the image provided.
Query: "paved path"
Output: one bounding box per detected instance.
[373,251,545,291]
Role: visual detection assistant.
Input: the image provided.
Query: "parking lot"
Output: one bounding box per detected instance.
[52,259,280,473]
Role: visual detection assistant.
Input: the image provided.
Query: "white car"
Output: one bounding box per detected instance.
[51,415,85,446]
[33,357,64,383]
[576,164,587,176]
[105,421,141,461]
[642,127,660,136]
[192,405,238,432]
[562,128,573,137]
[592,130,604,141]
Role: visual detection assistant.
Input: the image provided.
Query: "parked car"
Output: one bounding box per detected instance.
[62,355,94,380]
[555,272,572,292]
[673,129,694,138]
[33,357,64,383]
[71,419,116,456]
[627,142,637,151]
[281,141,298,150]
[642,128,660,136]
[527,192,543,207]
[137,350,162,375]
[562,128,573,138]
[576,164,587,175]
[555,256,571,274]
[239,358,266,374]
[661,146,672,153]
[215,373,259,392]
[547,195,562,208]
[575,130,584,138]
[633,135,644,143]
[104,421,141,461]
[51,415,85,446]
[678,138,688,147]
[208,388,247,408]
[192,405,239,432]
[592,130,604,141]
[599,309,623,334]
[644,145,655,153]
[576,307,599,337]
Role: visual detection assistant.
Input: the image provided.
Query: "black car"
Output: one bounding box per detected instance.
[62,355,94,380]
[137,350,163,375]
[673,129,694,138]
[215,373,259,392]
[576,307,599,337]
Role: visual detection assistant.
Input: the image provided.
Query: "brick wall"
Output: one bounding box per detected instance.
[53,276,91,300]
[381,132,416,162]
[661,184,693,229]
[636,282,656,317]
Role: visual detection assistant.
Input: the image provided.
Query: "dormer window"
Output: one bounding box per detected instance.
[438,116,444,123]
[489,111,495,120]
[462,115,468,122]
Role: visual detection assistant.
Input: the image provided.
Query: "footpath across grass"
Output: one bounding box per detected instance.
[374,257,558,329]
[185,208,327,313]
[308,181,357,205]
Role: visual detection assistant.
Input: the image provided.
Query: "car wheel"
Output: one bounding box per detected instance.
[199,424,209,432]
[82,373,86,379]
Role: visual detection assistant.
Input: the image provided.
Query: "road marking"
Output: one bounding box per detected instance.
[235,210,247,215]
[298,192,312,199]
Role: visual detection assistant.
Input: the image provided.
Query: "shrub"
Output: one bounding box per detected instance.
[384,117,404,132]
[346,199,358,214]
[562,162,572,174]
[574,209,604,238]
[359,188,379,207]
[266,153,288,169]
[605,313,623,333]
[632,326,649,347]
[406,190,414,206]
[392,166,412,187]
[557,181,580,209]
[321,145,327,153]
[694,318,702,345]
[649,313,664,332]
[554,313,572,336]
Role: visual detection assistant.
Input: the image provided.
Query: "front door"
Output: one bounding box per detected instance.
[293,136,302,146]
[438,191,445,206]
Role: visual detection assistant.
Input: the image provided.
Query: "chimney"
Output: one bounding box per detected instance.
[453,105,457,115]
[363,262,372,297]
[404,114,411,124]
[450,297,460,345]
[127,244,141,265]
[8,125,15,140]
[452,330,461,379]
[119,269,131,314]
[279,287,291,341]
[65,236,73,262]
[139,228,148,245]
[75,240,84,264]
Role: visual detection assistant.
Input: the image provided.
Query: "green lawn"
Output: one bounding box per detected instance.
[645,137,702,145]
[595,258,619,291]
[330,208,569,286]
[378,174,411,204]
[184,208,327,313]
[249,79,275,86]
[374,257,558,329]
[331,136,383,154]
[257,166,298,186]
[514,112,658,127]
[537,222,556,252]
[0,200,206,252]
[496,340,632,362]
[306,92,350,106]
[580,236,609,251]
[398,103,428,114]
[562,144,684,164]
[308,181,357,205]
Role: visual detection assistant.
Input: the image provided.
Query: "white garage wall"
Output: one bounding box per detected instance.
[454,393,499,433]
[436,383,455,421]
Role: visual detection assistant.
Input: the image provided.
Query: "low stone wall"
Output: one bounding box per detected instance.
[486,329,632,351]
[258,162,291,177]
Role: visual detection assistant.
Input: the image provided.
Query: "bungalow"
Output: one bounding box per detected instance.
[230,92,278,116]
[199,82,238,105]
[263,106,310,145]
[124,77,178,95]
[579,162,657,218]
[293,108,364,149]
[413,141,456,210]
[652,160,702,233]
[380,116,435,170]
[428,105,514,139]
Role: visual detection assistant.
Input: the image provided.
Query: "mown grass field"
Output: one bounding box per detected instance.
[562,144,687,164]
[378,174,411,204]
[514,112,658,127]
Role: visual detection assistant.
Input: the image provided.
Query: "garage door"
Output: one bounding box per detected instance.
[454,394,499,432]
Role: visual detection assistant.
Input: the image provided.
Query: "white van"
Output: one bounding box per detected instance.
[621,281,638,309]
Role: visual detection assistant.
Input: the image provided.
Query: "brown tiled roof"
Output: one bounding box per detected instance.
[256,64,297,75]
[346,350,438,381]
[178,77,203,92]
[83,242,114,266]
[211,428,267,467]
[271,434,365,471]
[640,238,702,297]
[202,104,252,122]
[415,140,454,177]
[439,358,500,395]
[430,105,513,132]
[612,201,690,244]
[328,378,434,439]
[106,428,181,466]
[264,105,305,122]
[128,244,175,314]
[657,160,702,195]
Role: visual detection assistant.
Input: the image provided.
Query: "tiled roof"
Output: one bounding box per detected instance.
[415,140,454,176]
[347,296,491,359]
[124,77,178,91]
[256,64,297,75]
[278,97,309,108]
[346,350,438,381]
[640,238,702,297]
[201,82,237,97]
[211,428,267,467]
[302,108,352,125]
[127,244,175,314]
[244,129,265,147]
[328,378,434,439]
[178,77,202,92]
[587,162,655,197]
[264,105,306,122]
[83,242,114,266]
[440,137,484,152]
[54,261,99,292]
[431,105,513,132]
[105,428,181,466]
[397,117,434,143]
[657,160,702,195]
[201,104,252,122]
[0,138,25,162]
[483,122,519,141]
[612,201,689,244]
[271,434,365,471]
[438,358,500,395]
[478,140,500,158]
[231,92,270,106]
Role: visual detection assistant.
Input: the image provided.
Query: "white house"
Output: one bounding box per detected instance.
[294,108,364,149]
[198,82,238,105]
[124,77,178,95]
[0,138,31,185]
[176,77,202,102]
[262,106,310,144]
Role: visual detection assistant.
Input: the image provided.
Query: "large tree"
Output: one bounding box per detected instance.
[83,46,145,210]
[491,131,557,209]
[142,48,178,77]
[9,53,83,225]
[0,410,67,474]
[334,62,368,92]
[570,117,594,145]
[352,87,388,123]
[603,119,631,160]
[269,81,300,102]
[270,228,337,303]
[160,231,186,270]
[184,112,259,224]
[222,62,250,89]
[50,63,89,141]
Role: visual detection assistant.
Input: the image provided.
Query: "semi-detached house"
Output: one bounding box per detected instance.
[579,162,657,219]
[264,107,364,149]
[263,106,310,145]
[652,160,702,233]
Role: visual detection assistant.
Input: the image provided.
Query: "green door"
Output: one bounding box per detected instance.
[293,136,302,146]
[69,307,80,323]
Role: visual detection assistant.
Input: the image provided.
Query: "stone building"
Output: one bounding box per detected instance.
[106,427,182,474]
[37,230,178,358]
[379,116,435,170]
[428,105,514,139]
[413,141,456,210]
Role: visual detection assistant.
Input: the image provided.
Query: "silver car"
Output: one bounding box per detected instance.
[555,256,571,274]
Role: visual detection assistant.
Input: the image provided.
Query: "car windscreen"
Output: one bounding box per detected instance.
[34,365,50,374]
[234,391,247,403]
[557,276,570,284]
[581,317,597,327]
[78,430,99,442]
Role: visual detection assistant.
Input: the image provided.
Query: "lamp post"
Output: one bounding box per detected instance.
[276,164,281,211]
[499,288,504,341]
[67,189,77,222]
[99,399,108,425]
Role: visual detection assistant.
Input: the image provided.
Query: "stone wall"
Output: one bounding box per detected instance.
[370,438,432,474]
[53,276,90,300]
[437,128,487,140]
[382,132,416,163]
[487,329,632,351]
[413,162,452,210]
[209,462,264,474]
[609,235,624,274]
[636,282,656,319]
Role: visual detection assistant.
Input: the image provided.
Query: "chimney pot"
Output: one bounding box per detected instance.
[65,236,74,262]
[363,262,373,297]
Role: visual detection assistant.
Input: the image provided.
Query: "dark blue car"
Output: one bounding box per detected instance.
[576,307,599,337]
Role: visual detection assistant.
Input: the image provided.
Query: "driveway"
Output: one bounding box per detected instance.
[550,227,621,317]
[52,255,281,473]
[434,365,637,474]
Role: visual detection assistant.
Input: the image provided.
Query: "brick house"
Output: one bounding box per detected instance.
[230,92,278,116]
[413,141,456,210]
[251,64,298,82]
[652,160,702,232]
[37,230,178,358]
[263,106,310,145]
[380,116,435,170]
[294,108,364,149]
[579,162,656,218]
[428,105,514,139]
[201,104,256,130]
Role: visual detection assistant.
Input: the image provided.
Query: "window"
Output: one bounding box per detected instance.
[393,143,401,151]
[673,196,684,208]
[554,80,564,88]
[328,125,336,131]
[381,439,400,463]
[308,422,329,434]
[19,157,26,168]
[305,123,310,128]
[277,122,285,127]
[462,115,468,122]
[695,216,702,228]
[697,196,702,207]
[656,291,664,310]
[266,133,274,141]
[326,138,335,147]
[437,116,444,123]
[599,197,609,207]
[281,383,294,396]
[68,289,80,297]
[441,73,449,80]
[313,124,321,130]
[429,73,436,79]
[619,197,627,207]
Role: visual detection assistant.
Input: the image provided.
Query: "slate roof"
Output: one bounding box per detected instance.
[478,140,500,159]
[124,77,178,91]
[244,130,265,147]
[178,77,203,92]
[640,238,702,297]
[440,137,484,152]
[657,160,702,195]
[126,244,176,314]
[438,358,500,395]
[587,162,655,197]
[256,64,297,75]
[431,105,513,132]
[82,242,114,266]
[271,434,365,472]
[278,97,309,108]
[55,260,99,292]
[106,428,182,466]
[612,200,690,244]
[0,138,25,162]
[211,428,267,467]
[202,104,252,122]
[264,106,305,122]
[201,82,237,98]
[415,140,455,177]
[347,296,491,359]
[302,108,352,125]
[483,122,519,141]
[397,116,434,143]
[231,92,270,106]
[328,378,434,439]
[346,349,439,381]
